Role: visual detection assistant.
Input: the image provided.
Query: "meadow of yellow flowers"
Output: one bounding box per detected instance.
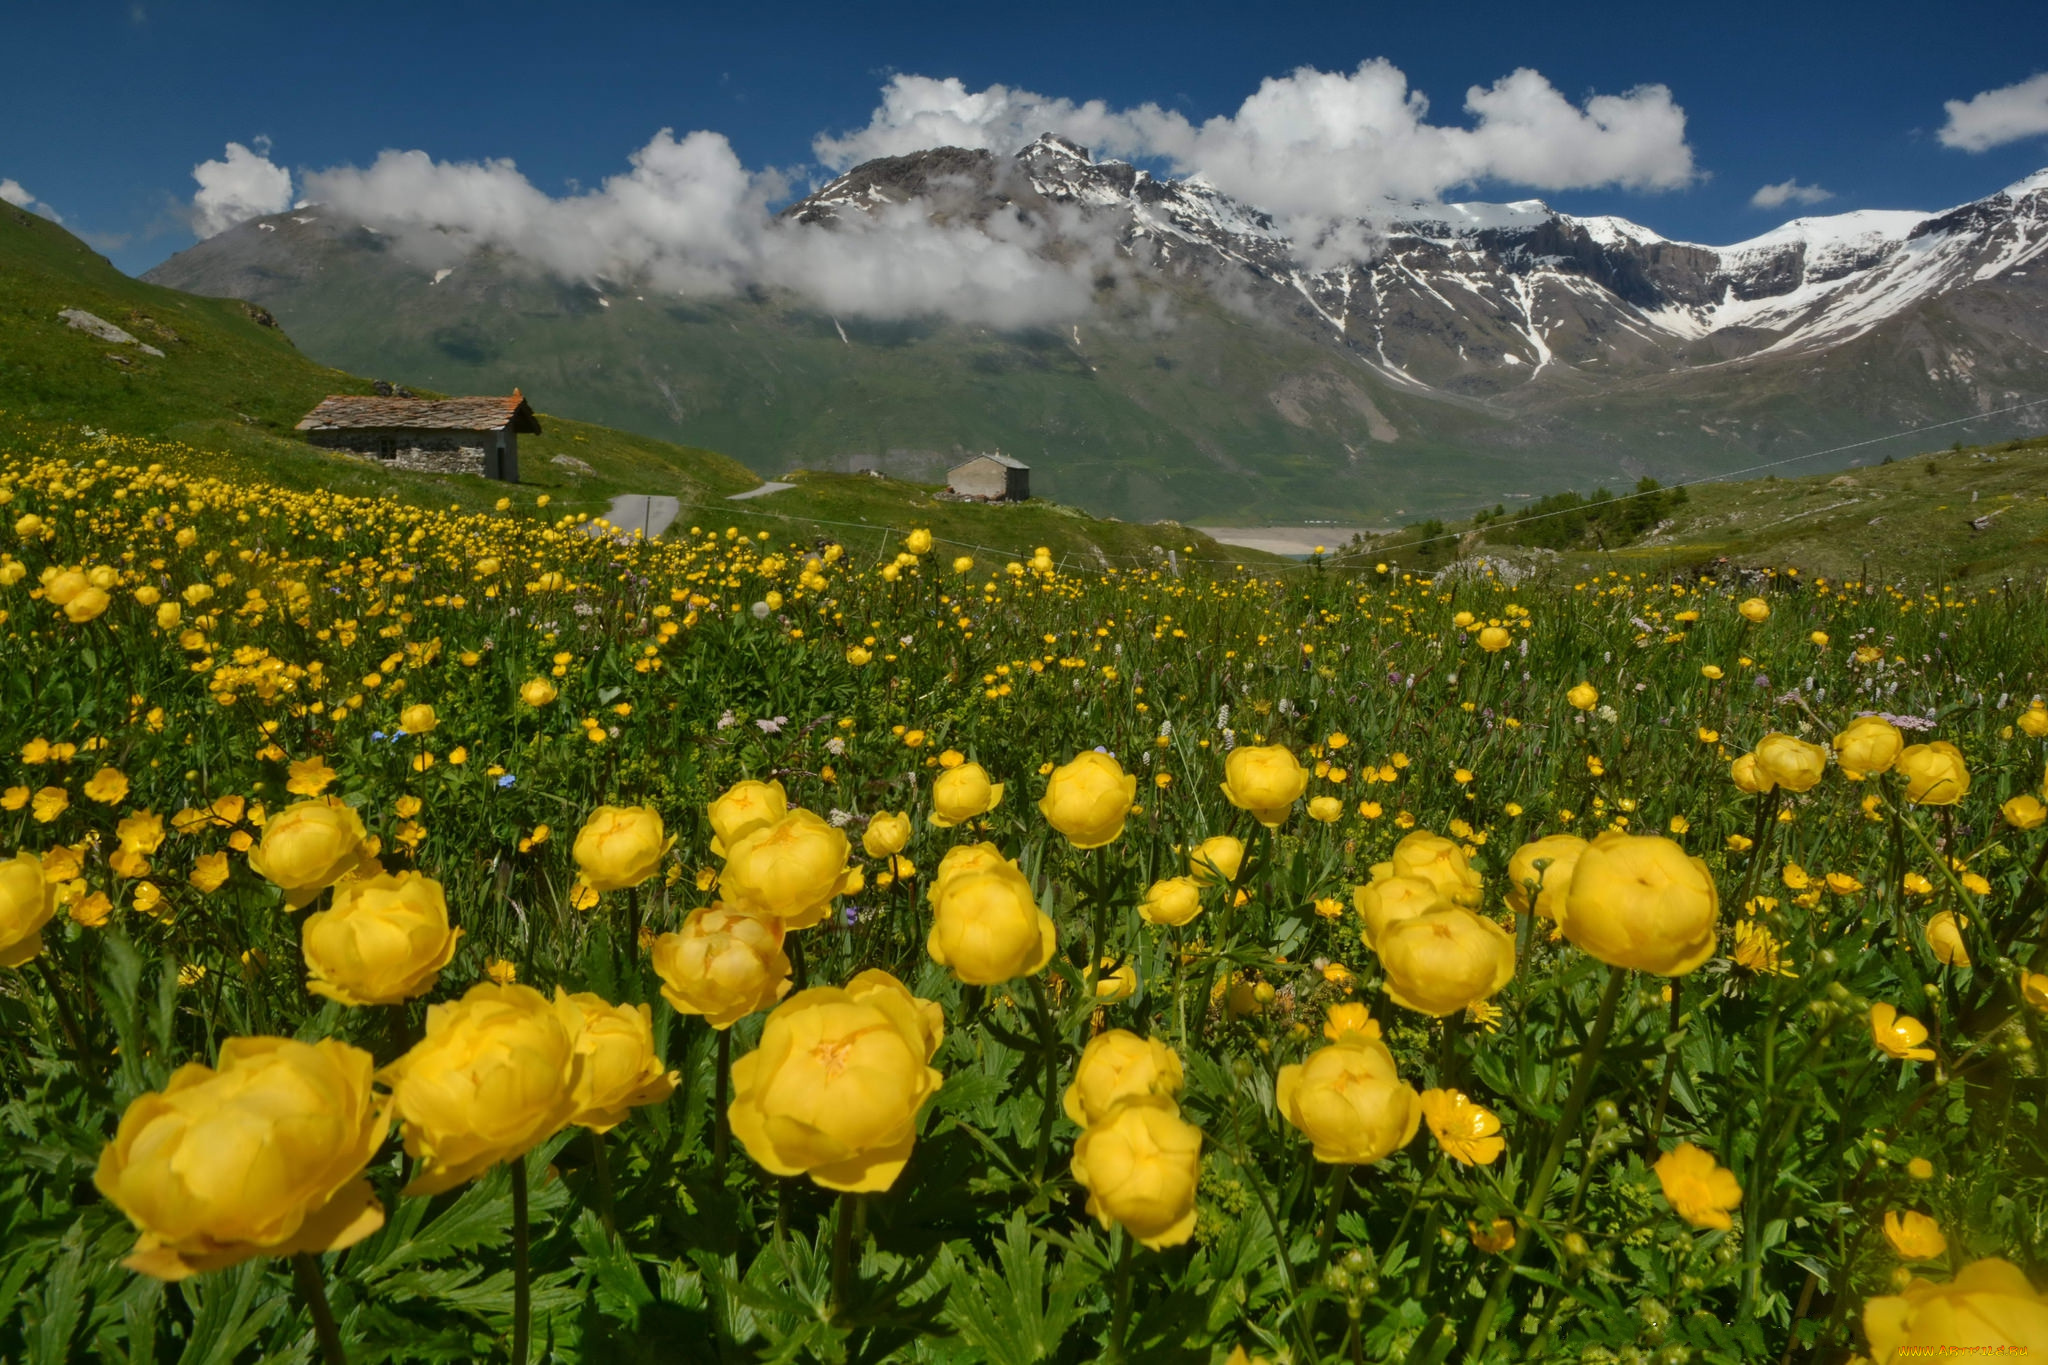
[2,432,2046,1364]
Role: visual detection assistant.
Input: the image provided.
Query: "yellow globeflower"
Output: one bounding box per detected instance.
[1274,1031,1421,1165]
[1220,744,1309,827]
[927,841,1016,904]
[1070,1097,1202,1248]
[1307,795,1344,823]
[1505,833,1588,920]
[1139,876,1203,927]
[1834,715,1905,777]
[904,528,934,555]
[1753,733,1828,793]
[1863,1259,2048,1362]
[1730,752,1771,795]
[1883,1210,1948,1261]
[1372,829,1484,909]
[1038,751,1138,848]
[2003,794,2048,830]
[720,810,859,929]
[1476,626,1511,652]
[930,762,1004,827]
[94,1037,389,1280]
[1558,832,1720,977]
[1375,908,1515,1017]
[861,809,912,859]
[2020,703,2048,738]
[552,990,679,1132]
[2022,971,2048,1013]
[1188,835,1245,886]
[707,778,788,858]
[398,703,438,735]
[650,904,792,1028]
[1567,682,1598,711]
[1898,742,1971,806]
[1418,1088,1505,1166]
[1094,957,1137,1001]
[1062,1030,1184,1128]
[572,805,673,893]
[1870,1003,1936,1062]
[927,859,1056,984]
[380,983,582,1196]
[247,798,370,909]
[64,586,110,622]
[301,871,461,1006]
[1353,873,1446,949]
[519,678,558,707]
[1654,1142,1742,1229]
[0,851,58,968]
[1738,597,1770,622]
[727,970,945,1192]
[1925,910,1972,967]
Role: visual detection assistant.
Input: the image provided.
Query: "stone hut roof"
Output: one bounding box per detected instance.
[295,389,542,434]
[950,452,1028,471]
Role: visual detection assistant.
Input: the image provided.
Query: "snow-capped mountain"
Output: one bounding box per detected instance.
[789,135,2048,397]
[140,139,2048,524]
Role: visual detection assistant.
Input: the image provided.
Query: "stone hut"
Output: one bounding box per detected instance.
[294,390,540,482]
[946,452,1030,501]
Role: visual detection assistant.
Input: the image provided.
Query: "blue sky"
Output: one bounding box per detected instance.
[3,0,2046,275]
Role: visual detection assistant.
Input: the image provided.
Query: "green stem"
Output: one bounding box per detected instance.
[713,1025,732,1182]
[1464,966,1628,1362]
[1317,1161,1353,1267]
[590,1128,617,1238]
[1649,978,1681,1147]
[830,1191,858,1325]
[1108,1228,1135,1362]
[34,961,90,1069]
[511,1150,531,1365]
[291,1252,349,1365]
[1027,974,1061,1184]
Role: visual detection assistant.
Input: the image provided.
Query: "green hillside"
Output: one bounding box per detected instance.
[1,204,1266,564]
[1343,434,2048,582]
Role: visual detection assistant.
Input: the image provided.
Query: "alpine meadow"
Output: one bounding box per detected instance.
[5,7,2048,1365]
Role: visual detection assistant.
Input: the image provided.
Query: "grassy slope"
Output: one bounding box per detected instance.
[1,205,1268,564]
[1347,434,2048,583]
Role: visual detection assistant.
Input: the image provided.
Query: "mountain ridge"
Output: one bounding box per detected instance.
[141,140,2048,523]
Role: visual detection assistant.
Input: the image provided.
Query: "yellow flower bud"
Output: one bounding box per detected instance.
[1557,832,1719,976]
[1063,1030,1183,1128]
[1371,829,1483,909]
[1307,795,1344,823]
[720,810,857,929]
[1737,597,1770,623]
[1070,1096,1202,1247]
[728,970,944,1191]
[904,528,933,555]
[247,799,370,909]
[1038,751,1138,848]
[1374,908,1515,1017]
[861,809,912,859]
[1139,876,1203,927]
[572,805,673,894]
[380,983,582,1195]
[930,763,1003,827]
[2003,794,2048,831]
[651,904,792,1028]
[2020,703,2048,739]
[1730,752,1771,794]
[1187,835,1244,886]
[553,989,679,1131]
[1352,874,1445,949]
[1925,910,1971,967]
[1834,715,1904,777]
[1275,1033,1421,1165]
[706,779,788,858]
[519,678,558,707]
[0,851,58,967]
[301,872,461,1006]
[1897,742,1971,806]
[1754,732,1828,793]
[1567,682,1598,711]
[94,1037,390,1279]
[927,860,1056,984]
[1219,744,1308,828]
[1476,625,1511,652]
[398,703,438,735]
[1505,833,1588,920]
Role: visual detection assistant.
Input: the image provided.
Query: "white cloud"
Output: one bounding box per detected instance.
[1,177,62,222]
[191,141,294,237]
[305,129,1100,327]
[1940,72,2048,152]
[817,61,1698,221]
[1749,178,1833,209]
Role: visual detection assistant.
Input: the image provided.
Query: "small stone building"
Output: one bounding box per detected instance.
[294,390,540,482]
[946,452,1029,501]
